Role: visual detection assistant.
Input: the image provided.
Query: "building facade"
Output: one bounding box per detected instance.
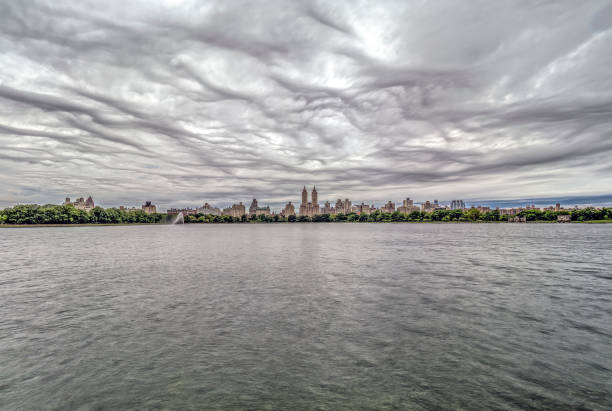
[421,200,435,212]
[254,206,271,216]
[354,203,375,214]
[450,199,465,210]
[222,202,246,218]
[64,196,95,212]
[323,201,335,215]
[249,199,259,216]
[142,201,157,214]
[335,198,352,214]
[282,202,296,217]
[299,186,320,217]
[380,201,395,213]
[397,198,418,214]
[197,202,220,215]
[249,198,271,217]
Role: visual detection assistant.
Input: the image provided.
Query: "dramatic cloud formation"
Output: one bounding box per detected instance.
[1,0,611,209]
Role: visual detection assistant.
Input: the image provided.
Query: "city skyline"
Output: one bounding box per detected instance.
[1,1,612,208]
[49,189,612,214]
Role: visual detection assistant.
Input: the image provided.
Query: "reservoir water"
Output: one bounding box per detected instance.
[1,224,610,409]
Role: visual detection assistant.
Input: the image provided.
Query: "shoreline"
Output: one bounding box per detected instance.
[0,223,166,228]
[2,220,611,227]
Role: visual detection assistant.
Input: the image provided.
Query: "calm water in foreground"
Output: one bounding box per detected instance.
[1,224,610,410]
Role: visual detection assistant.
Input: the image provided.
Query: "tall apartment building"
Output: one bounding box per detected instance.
[354,203,374,214]
[397,198,418,214]
[142,201,157,214]
[380,201,395,213]
[249,198,271,216]
[299,186,320,217]
[222,202,246,218]
[249,199,259,215]
[282,202,296,217]
[450,200,465,210]
[335,198,352,214]
[421,201,435,212]
[323,201,335,214]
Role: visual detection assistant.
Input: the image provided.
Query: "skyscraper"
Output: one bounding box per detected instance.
[450,200,465,210]
[249,198,258,215]
[299,186,320,217]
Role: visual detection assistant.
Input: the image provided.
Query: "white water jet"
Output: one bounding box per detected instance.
[172,212,184,225]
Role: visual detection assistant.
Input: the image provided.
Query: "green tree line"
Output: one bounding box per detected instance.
[0,204,168,225]
[182,208,612,223]
[2,204,611,225]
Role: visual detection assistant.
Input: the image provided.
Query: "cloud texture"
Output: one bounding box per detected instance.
[1,0,611,209]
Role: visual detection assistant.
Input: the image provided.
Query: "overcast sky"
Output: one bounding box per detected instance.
[1,0,611,209]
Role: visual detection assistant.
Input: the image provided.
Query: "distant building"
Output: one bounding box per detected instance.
[197,202,220,216]
[323,201,335,215]
[254,206,271,216]
[64,196,95,212]
[84,196,94,211]
[397,198,418,214]
[119,206,139,212]
[380,201,395,213]
[299,186,320,217]
[354,203,374,215]
[500,208,519,216]
[248,198,270,217]
[167,208,197,215]
[249,199,259,216]
[450,200,465,210]
[421,200,435,212]
[335,198,352,214]
[222,202,246,218]
[142,201,157,214]
[282,202,296,217]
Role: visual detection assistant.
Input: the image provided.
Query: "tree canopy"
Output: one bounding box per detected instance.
[2,204,611,225]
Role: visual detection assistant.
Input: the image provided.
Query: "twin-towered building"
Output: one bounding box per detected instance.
[62,189,436,218]
[167,186,421,218]
[294,187,398,216]
[299,186,320,217]
[293,187,400,216]
[296,187,366,216]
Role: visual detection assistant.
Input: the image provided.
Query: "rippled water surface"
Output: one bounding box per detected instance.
[1,224,611,409]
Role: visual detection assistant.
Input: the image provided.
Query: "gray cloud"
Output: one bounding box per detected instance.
[1,0,611,210]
